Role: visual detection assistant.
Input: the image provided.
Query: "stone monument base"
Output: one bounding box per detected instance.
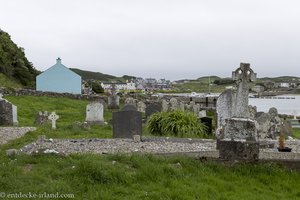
[218,140,259,161]
[224,118,258,141]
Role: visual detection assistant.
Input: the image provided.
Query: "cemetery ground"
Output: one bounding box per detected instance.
[1,96,300,199]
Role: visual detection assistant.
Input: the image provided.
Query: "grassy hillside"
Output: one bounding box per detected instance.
[0,29,39,87]
[1,95,300,199]
[258,76,300,83]
[70,68,117,81]
[0,73,22,88]
[197,76,221,83]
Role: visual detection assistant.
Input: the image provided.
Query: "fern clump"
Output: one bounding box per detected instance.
[146,110,207,137]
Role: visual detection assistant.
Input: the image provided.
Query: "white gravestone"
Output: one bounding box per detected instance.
[198,110,207,118]
[85,102,104,124]
[48,112,59,129]
[137,101,146,113]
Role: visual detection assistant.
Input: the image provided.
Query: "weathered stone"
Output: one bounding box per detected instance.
[256,113,272,138]
[198,110,207,118]
[218,140,259,161]
[193,104,200,115]
[170,97,179,110]
[125,97,136,106]
[281,120,292,137]
[112,110,142,138]
[6,149,19,157]
[0,99,18,126]
[216,89,235,129]
[161,99,169,112]
[35,111,49,125]
[224,118,258,141]
[108,95,120,109]
[85,102,104,124]
[137,101,146,113]
[248,105,257,119]
[133,134,141,143]
[232,63,256,118]
[179,102,185,111]
[145,103,162,118]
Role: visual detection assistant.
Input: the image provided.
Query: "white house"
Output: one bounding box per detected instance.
[36,58,82,94]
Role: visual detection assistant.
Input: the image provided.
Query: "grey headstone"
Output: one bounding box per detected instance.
[161,99,169,112]
[145,103,162,118]
[108,95,120,109]
[122,104,137,111]
[170,97,179,110]
[179,102,185,111]
[85,102,104,124]
[112,110,142,138]
[35,111,49,125]
[216,89,235,129]
[0,99,18,126]
[193,104,200,115]
[198,110,207,118]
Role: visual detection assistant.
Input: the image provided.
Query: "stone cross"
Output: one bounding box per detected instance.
[232,63,256,118]
[48,112,59,129]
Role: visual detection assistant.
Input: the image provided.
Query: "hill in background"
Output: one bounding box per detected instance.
[70,68,136,82]
[0,29,39,87]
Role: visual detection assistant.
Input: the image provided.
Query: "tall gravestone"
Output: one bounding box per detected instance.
[161,99,169,112]
[112,110,142,138]
[169,98,179,111]
[216,89,235,131]
[232,63,256,118]
[218,63,259,161]
[85,102,104,124]
[0,98,18,126]
[108,95,120,109]
[108,84,120,109]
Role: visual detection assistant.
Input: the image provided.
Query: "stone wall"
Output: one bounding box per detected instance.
[0,88,106,102]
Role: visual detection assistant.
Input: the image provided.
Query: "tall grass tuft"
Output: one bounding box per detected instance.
[146,110,207,137]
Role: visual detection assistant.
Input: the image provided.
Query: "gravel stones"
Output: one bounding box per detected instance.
[0,127,36,145]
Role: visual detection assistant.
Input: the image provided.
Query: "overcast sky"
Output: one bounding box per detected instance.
[1,0,300,80]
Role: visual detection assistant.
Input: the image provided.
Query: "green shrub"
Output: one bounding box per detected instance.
[146,110,207,137]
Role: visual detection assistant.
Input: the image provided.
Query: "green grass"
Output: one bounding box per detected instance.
[173,81,229,93]
[292,128,300,139]
[4,95,113,149]
[0,153,299,200]
[1,95,300,199]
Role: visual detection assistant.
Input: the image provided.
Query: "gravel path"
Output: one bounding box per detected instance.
[0,127,36,145]
[21,138,216,155]
[20,137,300,156]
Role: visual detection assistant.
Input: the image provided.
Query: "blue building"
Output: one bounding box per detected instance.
[36,58,82,94]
